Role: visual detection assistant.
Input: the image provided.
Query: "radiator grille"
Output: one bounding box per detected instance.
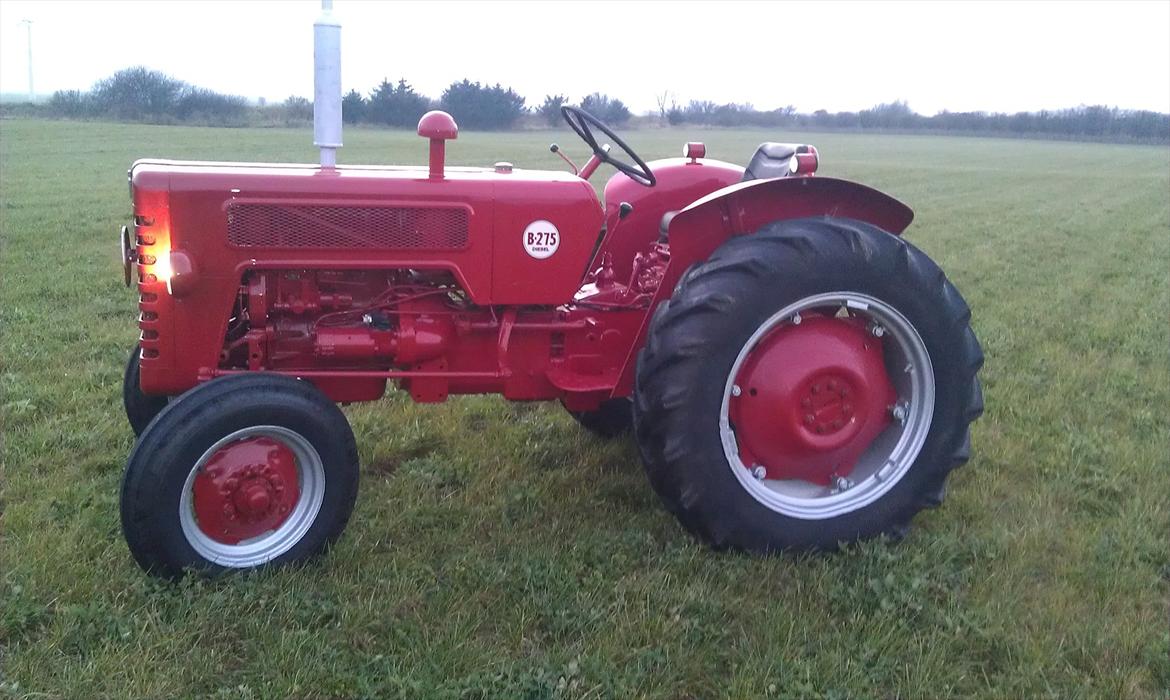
[226,203,470,250]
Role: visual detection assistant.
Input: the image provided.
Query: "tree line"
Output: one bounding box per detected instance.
[21,66,1169,144]
[664,98,1169,143]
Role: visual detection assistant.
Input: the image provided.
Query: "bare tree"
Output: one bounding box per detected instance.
[655,90,674,120]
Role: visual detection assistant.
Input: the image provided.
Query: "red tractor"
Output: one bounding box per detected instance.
[118,107,982,578]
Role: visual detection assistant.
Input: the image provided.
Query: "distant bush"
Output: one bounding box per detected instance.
[440,80,526,130]
[280,95,313,122]
[342,89,366,124]
[45,66,250,125]
[90,67,185,120]
[175,87,249,125]
[48,89,91,118]
[367,79,430,127]
[579,93,631,125]
[538,94,569,127]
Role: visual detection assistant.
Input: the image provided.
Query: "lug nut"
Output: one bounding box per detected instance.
[751,465,767,480]
[834,476,855,491]
[731,384,742,397]
[804,413,815,425]
[791,313,802,325]
[871,324,886,338]
[891,404,908,423]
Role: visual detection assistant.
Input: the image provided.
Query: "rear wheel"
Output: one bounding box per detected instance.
[123,342,168,436]
[633,217,983,551]
[120,373,360,579]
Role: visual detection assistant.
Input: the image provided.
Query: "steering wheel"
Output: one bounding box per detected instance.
[561,106,656,187]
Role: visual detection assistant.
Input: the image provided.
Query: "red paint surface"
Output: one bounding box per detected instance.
[129,141,914,413]
[191,436,300,544]
[728,316,897,484]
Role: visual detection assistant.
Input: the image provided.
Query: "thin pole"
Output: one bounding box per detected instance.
[21,19,33,100]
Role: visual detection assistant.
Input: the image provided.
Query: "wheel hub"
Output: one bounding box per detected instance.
[800,373,857,437]
[728,315,897,484]
[192,436,300,544]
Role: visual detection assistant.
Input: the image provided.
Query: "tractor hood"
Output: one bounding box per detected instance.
[129,159,603,306]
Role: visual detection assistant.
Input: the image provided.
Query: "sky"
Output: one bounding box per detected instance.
[1,0,1168,115]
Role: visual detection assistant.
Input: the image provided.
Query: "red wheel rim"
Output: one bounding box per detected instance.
[191,436,301,544]
[728,314,897,485]
[720,292,935,519]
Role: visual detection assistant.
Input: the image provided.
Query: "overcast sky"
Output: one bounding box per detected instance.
[1,0,1167,115]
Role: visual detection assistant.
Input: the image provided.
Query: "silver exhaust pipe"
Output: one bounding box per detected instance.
[313,0,342,168]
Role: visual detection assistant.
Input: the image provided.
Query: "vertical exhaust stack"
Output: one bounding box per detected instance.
[314,0,342,169]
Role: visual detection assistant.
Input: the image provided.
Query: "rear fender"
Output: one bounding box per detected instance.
[613,176,914,397]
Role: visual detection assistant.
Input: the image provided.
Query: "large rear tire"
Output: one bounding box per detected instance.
[120,374,360,579]
[633,217,983,551]
[123,342,168,436]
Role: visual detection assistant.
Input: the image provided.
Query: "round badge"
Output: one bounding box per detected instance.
[522,220,559,259]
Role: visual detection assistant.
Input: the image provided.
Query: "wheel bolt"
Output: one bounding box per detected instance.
[791,313,802,325]
[891,404,908,423]
[834,476,855,491]
[731,384,742,397]
[804,414,815,425]
[871,324,886,338]
[751,465,767,480]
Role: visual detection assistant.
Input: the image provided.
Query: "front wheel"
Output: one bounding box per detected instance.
[123,342,168,436]
[120,373,360,579]
[633,217,983,551]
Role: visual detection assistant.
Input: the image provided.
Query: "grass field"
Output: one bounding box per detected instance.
[1,118,1167,699]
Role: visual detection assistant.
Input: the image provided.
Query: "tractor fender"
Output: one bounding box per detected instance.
[612,176,914,397]
[665,175,913,265]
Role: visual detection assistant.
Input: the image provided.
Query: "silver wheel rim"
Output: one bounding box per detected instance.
[179,425,326,568]
[719,291,935,519]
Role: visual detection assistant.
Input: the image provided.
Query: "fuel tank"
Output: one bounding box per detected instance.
[595,155,744,276]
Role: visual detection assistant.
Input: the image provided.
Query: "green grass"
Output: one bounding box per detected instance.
[1,118,1168,699]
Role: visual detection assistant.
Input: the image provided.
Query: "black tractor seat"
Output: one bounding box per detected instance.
[659,142,817,242]
[742,142,815,181]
